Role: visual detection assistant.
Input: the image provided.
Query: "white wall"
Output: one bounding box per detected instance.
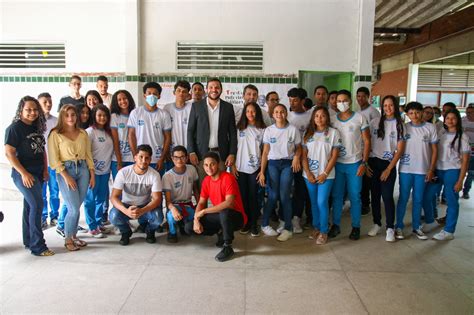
[141,0,362,74]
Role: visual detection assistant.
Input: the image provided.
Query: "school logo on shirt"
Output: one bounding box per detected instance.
[270,137,277,143]
[372,129,378,136]
[308,158,319,171]
[299,126,306,133]
[390,131,396,139]
[288,136,294,143]
[400,154,410,165]
[405,133,411,140]
[155,146,163,158]
[422,135,430,142]
[239,131,246,138]
[93,159,106,171]
[170,116,174,123]
[182,117,188,125]
[339,145,347,157]
[349,126,355,132]
[138,120,145,126]
[325,136,330,143]
[119,140,131,154]
[307,137,314,143]
[98,136,106,143]
[119,123,126,129]
[382,151,394,161]
[154,122,161,129]
[174,181,182,189]
[248,154,259,168]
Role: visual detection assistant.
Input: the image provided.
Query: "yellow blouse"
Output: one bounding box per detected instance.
[48,129,94,173]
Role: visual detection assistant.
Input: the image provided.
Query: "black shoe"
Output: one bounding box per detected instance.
[361,206,370,216]
[440,198,447,205]
[146,231,156,244]
[250,225,260,237]
[328,224,340,238]
[215,245,234,262]
[239,224,251,235]
[215,232,224,248]
[349,227,360,240]
[56,227,65,238]
[178,221,189,236]
[463,192,470,199]
[167,233,178,243]
[156,225,164,233]
[119,232,132,246]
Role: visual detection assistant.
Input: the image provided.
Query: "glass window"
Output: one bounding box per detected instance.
[440,92,463,107]
[417,92,439,106]
[466,93,474,106]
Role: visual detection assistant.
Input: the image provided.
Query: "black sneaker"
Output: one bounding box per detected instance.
[56,227,65,238]
[462,192,470,199]
[239,224,251,235]
[349,227,360,240]
[215,245,234,262]
[215,232,224,248]
[361,206,370,216]
[77,225,88,233]
[250,225,260,237]
[119,232,132,246]
[167,233,178,243]
[146,231,156,244]
[328,224,340,238]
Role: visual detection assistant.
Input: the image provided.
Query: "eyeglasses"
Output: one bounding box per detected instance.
[172,155,186,160]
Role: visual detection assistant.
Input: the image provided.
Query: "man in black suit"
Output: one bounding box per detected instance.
[187,78,238,183]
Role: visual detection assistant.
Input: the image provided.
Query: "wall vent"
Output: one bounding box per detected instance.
[177,41,263,72]
[0,43,65,68]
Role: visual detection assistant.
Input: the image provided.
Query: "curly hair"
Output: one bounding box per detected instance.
[13,96,46,134]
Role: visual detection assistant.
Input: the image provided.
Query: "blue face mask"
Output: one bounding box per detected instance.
[146,94,159,107]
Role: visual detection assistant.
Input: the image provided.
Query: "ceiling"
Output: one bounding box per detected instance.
[375,0,472,29]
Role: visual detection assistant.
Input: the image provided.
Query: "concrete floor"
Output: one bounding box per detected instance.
[0,175,473,314]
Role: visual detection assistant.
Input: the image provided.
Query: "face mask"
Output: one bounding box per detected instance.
[146,95,159,107]
[337,101,350,113]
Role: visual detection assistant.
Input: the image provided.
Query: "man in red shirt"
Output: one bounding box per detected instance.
[185,151,247,262]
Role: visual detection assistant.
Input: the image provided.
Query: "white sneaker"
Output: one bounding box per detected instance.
[368,224,381,237]
[385,228,395,242]
[277,229,293,242]
[432,230,454,241]
[413,228,428,240]
[90,228,105,239]
[292,216,303,234]
[422,221,439,233]
[276,220,285,234]
[395,228,404,240]
[261,225,278,236]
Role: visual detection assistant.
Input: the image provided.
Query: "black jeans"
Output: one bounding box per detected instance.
[185,208,244,245]
[369,157,396,228]
[361,172,372,208]
[237,171,259,228]
[292,171,311,222]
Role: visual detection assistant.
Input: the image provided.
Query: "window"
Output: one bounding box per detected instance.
[416,91,439,106]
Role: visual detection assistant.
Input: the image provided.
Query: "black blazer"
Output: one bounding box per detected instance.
[187,98,237,161]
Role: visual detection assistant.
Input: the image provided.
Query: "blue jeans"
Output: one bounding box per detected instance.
[424,169,461,233]
[305,178,334,233]
[262,159,294,231]
[41,166,60,221]
[463,156,474,194]
[84,173,110,231]
[331,161,362,228]
[57,204,67,230]
[56,160,90,238]
[109,205,163,234]
[12,169,49,255]
[166,204,195,235]
[396,172,426,230]
[111,161,134,180]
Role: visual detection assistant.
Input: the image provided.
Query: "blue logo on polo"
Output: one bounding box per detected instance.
[174,182,182,189]
[93,159,106,171]
[308,158,319,172]
[98,136,105,143]
[390,131,396,139]
[248,154,259,168]
[382,151,394,161]
[182,117,188,125]
[405,133,411,140]
[170,116,174,123]
[400,154,410,164]
[307,137,314,143]
[120,140,131,154]
[372,129,378,136]
[138,120,145,126]
[119,123,126,129]
[339,146,347,157]
[239,131,246,138]
[270,137,277,143]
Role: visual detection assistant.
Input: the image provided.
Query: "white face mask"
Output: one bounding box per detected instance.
[337,101,350,112]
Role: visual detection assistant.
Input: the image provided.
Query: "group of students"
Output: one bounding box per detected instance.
[4,75,473,262]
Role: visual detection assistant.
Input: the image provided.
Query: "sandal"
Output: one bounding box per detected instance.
[72,238,88,247]
[36,249,55,256]
[64,239,80,251]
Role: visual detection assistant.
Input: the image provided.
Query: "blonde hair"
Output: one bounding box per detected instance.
[52,104,80,134]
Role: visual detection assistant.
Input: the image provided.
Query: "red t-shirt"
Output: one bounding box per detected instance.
[201,172,247,225]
